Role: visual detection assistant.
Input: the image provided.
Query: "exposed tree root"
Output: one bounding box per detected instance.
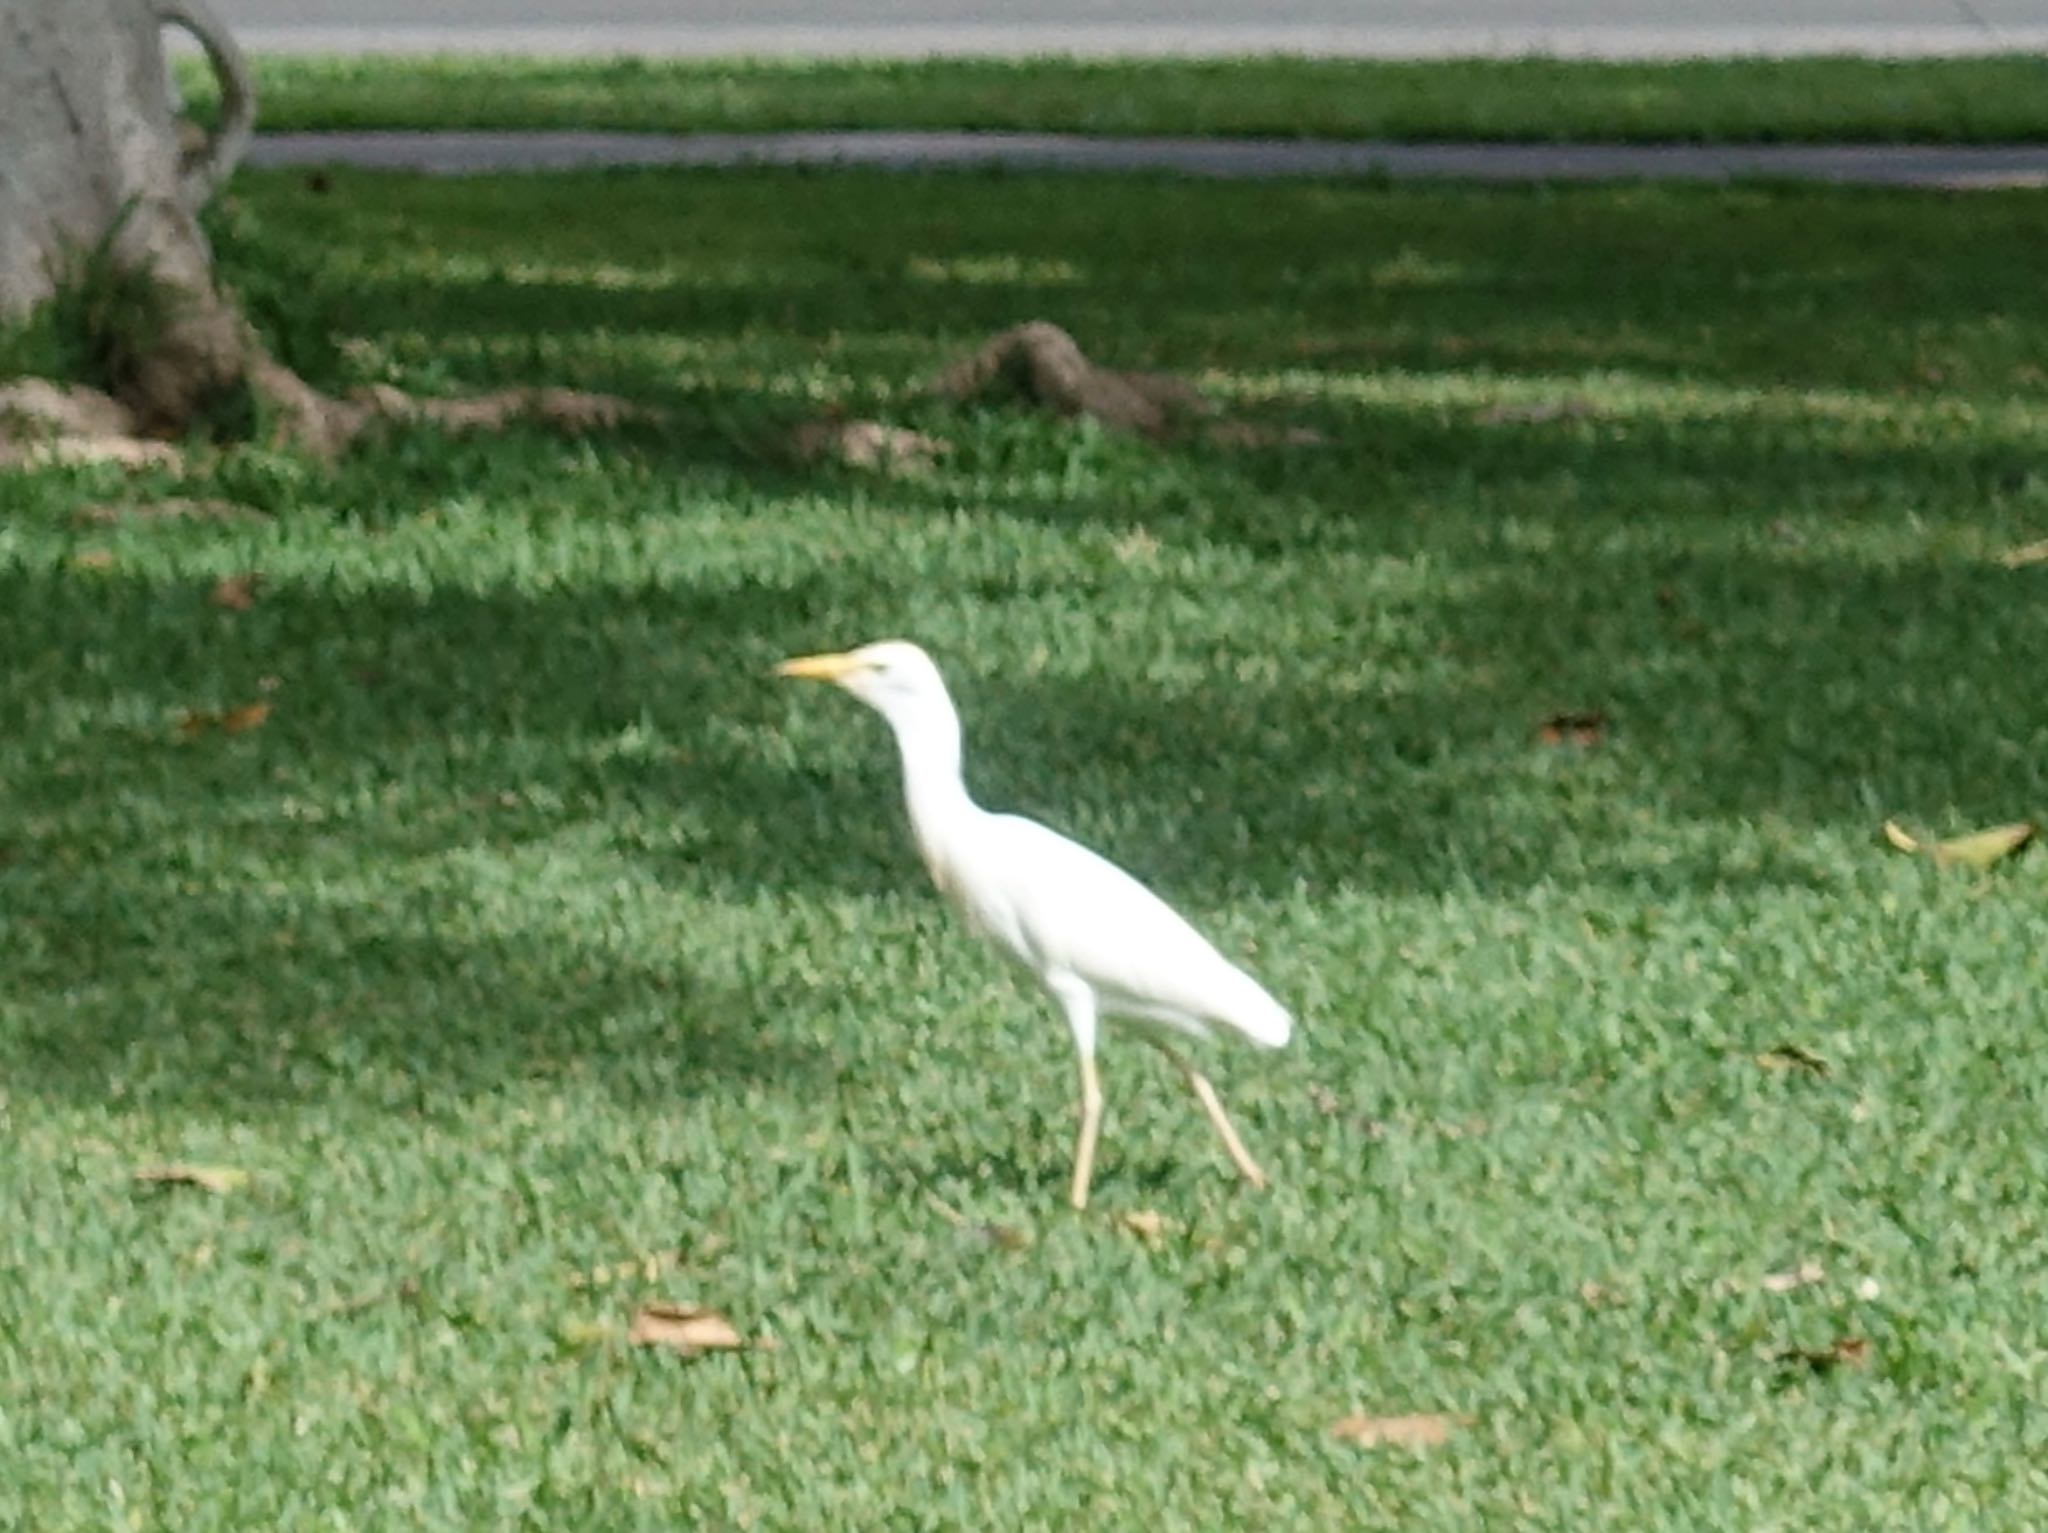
[789,417,949,473]
[927,320,1207,438]
[0,369,656,473]
[0,379,181,468]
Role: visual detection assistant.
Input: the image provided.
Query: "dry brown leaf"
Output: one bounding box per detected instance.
[1579,1280,1622,1306]
[1999,538,2048,568]
[1775,1337,1870,1372]
[1760,1260,1826,1294]
[1308,1083,1341,1116]
[1119,1209,1170,1240]
[134,1163,248,1194]
[72,548,117,571]
[1883,819,2035,869]
[210,573,260,611]
[1535,710,1608,747]
[1329,1412,1464,1450]
[178,701,272,740]
[628,1302,748,1357]
[1756,1045,1829,1077]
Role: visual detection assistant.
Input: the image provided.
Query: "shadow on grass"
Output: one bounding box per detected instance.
[4,490,2040,1109]
[248,167,2048,401]
[11,170,2046,1108]
[5,523,2039,887]
[2,884,815,1116]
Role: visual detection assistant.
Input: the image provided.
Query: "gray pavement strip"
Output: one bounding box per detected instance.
[246,131,2048,188]
[212,24,2048,59]
[201,0,2048,59]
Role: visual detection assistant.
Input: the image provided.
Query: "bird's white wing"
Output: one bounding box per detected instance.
[947,812,1292,1048]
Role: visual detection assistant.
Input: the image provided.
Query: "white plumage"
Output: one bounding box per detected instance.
[777,639,1291,1208]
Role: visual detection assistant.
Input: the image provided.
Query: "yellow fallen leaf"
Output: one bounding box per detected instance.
[134,1163,248,1194]
[1999,538,2048,568]
[1932,822,2035,869]
[1329,1412,1464,1449]
[1883,819,2034,868]
[627,1302,747,1357]
[1881,820,1921,853]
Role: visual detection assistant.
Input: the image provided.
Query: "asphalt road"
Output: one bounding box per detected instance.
[245,130,2048,188]
[211,0,2048,57]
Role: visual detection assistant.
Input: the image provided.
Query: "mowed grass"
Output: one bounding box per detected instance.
[5,167,2048,1527]
[181,52,2048,144]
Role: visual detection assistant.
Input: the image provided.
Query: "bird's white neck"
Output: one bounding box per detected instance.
[878,687,978,845]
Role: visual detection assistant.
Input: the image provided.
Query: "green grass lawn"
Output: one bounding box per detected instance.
[183,52,2048,144]
[6,165,2048,1526]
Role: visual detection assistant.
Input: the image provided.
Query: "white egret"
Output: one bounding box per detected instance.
[776,640,1292,1209]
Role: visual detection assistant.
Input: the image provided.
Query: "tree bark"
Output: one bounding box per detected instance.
[0,2,643,457]
[0,0,317,438]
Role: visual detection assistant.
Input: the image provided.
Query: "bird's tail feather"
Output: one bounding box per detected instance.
[1223,968,1293,1048]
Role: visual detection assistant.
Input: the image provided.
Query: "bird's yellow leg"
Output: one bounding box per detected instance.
[1071,1050,1104,1210]
[1187,1069,1269,1189]
[1049,978,1105,1210]
[1151,1043,1268,1190]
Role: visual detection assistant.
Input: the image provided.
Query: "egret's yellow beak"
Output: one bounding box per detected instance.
[775,651,865,682]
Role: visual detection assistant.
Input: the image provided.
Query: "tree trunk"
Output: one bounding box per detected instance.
[0,0,327,439]
[0,3,641,458]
